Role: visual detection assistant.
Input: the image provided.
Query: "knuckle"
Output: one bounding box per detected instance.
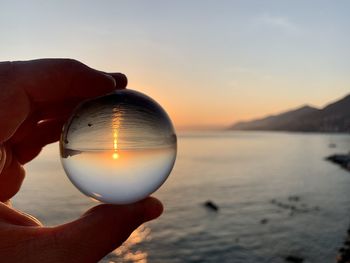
[60,58,83,70]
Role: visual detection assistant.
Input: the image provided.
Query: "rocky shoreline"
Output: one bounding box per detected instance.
[336,227,350,263]
[326,154,350,171]
[326,153,350,262]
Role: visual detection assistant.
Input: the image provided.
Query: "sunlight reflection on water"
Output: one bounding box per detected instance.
[111,226,151,263]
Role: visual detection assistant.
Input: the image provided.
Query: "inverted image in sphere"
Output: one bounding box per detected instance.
[60,89,177,204]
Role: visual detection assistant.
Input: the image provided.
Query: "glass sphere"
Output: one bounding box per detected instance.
[60,89,177,204]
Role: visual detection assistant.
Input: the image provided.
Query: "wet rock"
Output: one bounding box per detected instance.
[204,200,219,212]
[288,196,300,202]
[260,218,268,224]
[284,255,304,263]
[336,223,350,262]
[326,154,350,171]
[270,196,320,215]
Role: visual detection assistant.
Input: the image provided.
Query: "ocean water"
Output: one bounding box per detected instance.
[12,131,350,263]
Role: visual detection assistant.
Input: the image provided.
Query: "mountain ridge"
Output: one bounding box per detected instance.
[230,94,350,132]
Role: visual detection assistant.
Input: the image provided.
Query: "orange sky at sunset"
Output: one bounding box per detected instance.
[1,1,349,129]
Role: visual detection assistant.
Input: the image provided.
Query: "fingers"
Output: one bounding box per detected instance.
[108,72,128,89]
[0,198,160,262]
[13,118,65,164]
[9,99,81,147]
[12,59,122,103]
[50,197,163,263]
[0,70,30,142]
[0,147,25,201]
[0,202,42,227]
[8,70,129,160]
[0,59,128,143]
[0,59,129,200]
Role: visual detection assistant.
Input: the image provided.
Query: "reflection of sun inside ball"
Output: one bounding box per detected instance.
[60,89,177,204]
[112,152,119,160]
[113,129,119,159]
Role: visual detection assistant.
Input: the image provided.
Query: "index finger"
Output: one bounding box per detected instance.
[0,58,127,142]
[12,58,127,103]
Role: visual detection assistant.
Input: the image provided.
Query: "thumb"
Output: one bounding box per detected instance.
[51,197,163,263]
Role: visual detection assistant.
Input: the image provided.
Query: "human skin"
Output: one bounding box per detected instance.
[0,59,163,263]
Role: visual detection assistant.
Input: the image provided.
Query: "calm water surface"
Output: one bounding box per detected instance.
[13,131,350,262]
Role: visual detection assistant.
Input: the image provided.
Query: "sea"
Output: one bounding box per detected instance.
[12,131,350,263]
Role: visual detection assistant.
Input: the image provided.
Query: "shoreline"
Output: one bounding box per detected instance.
[326,153,350,262]
[327,154,350,172]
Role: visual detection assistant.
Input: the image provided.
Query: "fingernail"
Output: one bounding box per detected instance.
[108,73,128,89]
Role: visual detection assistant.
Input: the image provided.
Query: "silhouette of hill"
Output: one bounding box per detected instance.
[230,94,350,132]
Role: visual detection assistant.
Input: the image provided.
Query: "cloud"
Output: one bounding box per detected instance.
[257,13,300,34]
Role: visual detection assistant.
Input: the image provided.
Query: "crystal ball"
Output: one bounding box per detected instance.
[60,89,177,204]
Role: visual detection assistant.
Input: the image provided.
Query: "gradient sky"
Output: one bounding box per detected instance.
[1,0,349,129]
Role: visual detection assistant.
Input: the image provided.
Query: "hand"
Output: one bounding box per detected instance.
[0,59,163,263]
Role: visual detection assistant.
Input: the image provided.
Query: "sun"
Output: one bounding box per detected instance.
[112,152,119,160]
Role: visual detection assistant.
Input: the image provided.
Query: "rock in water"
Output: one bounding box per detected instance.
[204,200,219,212]
[260,218,268,224]
[327,154,350,170]
[285,255,304,263]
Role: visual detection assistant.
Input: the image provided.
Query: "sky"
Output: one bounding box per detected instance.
[1,0,349,129]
